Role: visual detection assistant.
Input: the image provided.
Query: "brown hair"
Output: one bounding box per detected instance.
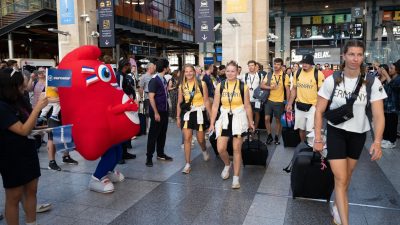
[337,40,366,84]
[226,60,239,71]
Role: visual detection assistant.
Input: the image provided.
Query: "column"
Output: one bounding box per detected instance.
[283,16,291,65]
[8,33,14,59]
[253,0,268,66]
[275,16,282,60]
[56,0,98,60]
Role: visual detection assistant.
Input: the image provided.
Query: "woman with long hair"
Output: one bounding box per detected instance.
[0,68,48,225]
[176,65,212,173]
[168,69,180,121]
[209,61,255,189]
[314,40,386,225]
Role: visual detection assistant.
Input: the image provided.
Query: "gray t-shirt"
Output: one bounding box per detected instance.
[139,73,153,99]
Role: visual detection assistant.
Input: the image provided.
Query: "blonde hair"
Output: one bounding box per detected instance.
[181,64,198,92]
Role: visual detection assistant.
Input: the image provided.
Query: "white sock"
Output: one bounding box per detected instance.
[233,176,239,183]
[185,163,190,168]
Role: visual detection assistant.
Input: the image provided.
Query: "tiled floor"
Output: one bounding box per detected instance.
[1,123,400,225]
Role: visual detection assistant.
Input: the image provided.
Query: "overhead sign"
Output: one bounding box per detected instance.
[352,7,363,19]
[195,0,214,43]
[60,0,75,25]
[98,0,115,48]
[313,48,341,65]
[226,0,248,14]
[204,57,214,65]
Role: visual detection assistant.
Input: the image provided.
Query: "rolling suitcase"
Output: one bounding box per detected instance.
[288,142,334,202]
[241,130,268,167]
[281,111,301,147]
[138,101,147,136]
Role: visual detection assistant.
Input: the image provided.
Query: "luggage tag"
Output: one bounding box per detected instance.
[255,100,261,109]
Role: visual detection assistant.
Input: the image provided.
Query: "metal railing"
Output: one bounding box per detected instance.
[1,0,56,27]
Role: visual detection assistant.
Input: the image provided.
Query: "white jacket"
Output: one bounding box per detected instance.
[215,105,248,138]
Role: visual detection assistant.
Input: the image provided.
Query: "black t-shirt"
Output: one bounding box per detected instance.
[0,101,32,155]
[148,75,168,113]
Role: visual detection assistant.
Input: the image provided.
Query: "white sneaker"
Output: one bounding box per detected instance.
[221,164,231,180]
[107,171,125,183]
[89,176,114,193]
[182,164,191,174]
[381,140,390,148]
[232,176,240,189]
[330,203,342,225]
[181,144,184,149]
[202,150,210,161]
[386,142,396,149]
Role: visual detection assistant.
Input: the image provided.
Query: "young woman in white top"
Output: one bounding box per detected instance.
[314,40,387,225]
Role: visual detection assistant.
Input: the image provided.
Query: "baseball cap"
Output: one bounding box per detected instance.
[300,54,315,65]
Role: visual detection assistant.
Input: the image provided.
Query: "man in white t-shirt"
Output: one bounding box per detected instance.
[242,60,263,128]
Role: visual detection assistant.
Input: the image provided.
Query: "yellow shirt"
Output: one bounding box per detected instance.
[220,80,248,110]
[180,80,205,107]
[46,86,59,98]
[292,69,325,105]
[262,71,290,103]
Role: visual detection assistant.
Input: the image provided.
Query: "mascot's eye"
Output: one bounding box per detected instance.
[98,65,111,82]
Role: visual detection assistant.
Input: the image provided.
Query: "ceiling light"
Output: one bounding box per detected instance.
[325,5,329,8]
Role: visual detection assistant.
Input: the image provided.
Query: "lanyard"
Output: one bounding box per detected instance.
[273,74,281,86]
[185,82,196,103]
[248,73,256,90]
[342,72,361,100]
[226,80,237,114]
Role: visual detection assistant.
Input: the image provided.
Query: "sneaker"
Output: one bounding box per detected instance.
[36,203,52,213]
[50,115,60,122]
[36,116,47,126]
[123,152,136,159]
[232,176,240,189]
[385,142,396,149]
[62,155,78,165]
[202,150,210,161]
[181,144,184,150]
[330,203,342,225]
[381,140,389,148]
[182,164,191,174]
[266,134,273,145]
[274,135,280,145]
[107,171,125,183]
[157,154,173,161]
[146,158,153,167]
[48,160,61,171]
[89,176,114,193]
[221,163,231,180]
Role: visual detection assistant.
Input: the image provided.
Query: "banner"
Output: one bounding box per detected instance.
[47,69,72,87]
[302,16,311,25]
[60,0,75,25]
[313,16,322,25]
[226,0,247,14]
[335,15,345,24]
[383,11,393,21]
[52,125,75,152]
[323,15,333,24]
[98,0,115,48]
[195,0,214,43]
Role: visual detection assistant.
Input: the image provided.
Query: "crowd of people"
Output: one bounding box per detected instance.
[1,40,400,224]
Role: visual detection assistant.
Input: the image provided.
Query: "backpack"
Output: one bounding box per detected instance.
[330,71,375,136]
[296,68,319,90]
[219,79,245,104]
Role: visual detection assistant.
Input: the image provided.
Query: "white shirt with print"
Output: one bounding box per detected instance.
[241,73,261,102]
[318,75,387,133]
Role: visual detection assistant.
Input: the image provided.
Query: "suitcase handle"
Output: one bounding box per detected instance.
[245,129,263,149]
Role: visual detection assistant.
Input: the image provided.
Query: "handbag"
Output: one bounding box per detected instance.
[296,102,312,112]
[324,74,363,125]
[253,87,270,103]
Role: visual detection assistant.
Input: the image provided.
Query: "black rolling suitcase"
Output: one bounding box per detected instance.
[137,101,147,136]
[281,111,301,147]
[209,133,233,156]
[288,142,334,202]
[241,130,268,167]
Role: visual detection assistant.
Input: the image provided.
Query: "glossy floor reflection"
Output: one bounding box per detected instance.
[0,123,399,225]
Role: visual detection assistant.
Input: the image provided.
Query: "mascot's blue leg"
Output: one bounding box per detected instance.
[93,144,122,179]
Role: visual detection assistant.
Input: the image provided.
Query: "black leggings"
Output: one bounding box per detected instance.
[383,113,398,143]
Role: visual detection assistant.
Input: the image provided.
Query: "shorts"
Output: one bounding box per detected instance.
[294,104,315,132]
[181,110,209,131]
[47,117,61,141]
[264,100,284,118]
[221,114,246,138]
[0,139,40,188]
[251,102,262,113]
[326,124,366,160]
[143,99,150,116]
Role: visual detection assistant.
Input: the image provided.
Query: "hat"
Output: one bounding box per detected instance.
[300,54,315,65]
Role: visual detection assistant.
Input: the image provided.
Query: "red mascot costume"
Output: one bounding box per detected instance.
[58,46,140,193]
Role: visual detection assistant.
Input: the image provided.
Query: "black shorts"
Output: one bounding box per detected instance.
[326,124,367,160]
[47,117,61,141]
[221,114,246,138]
[180,110,209,131]
[264,100,284,118]
[251,102,262,112]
